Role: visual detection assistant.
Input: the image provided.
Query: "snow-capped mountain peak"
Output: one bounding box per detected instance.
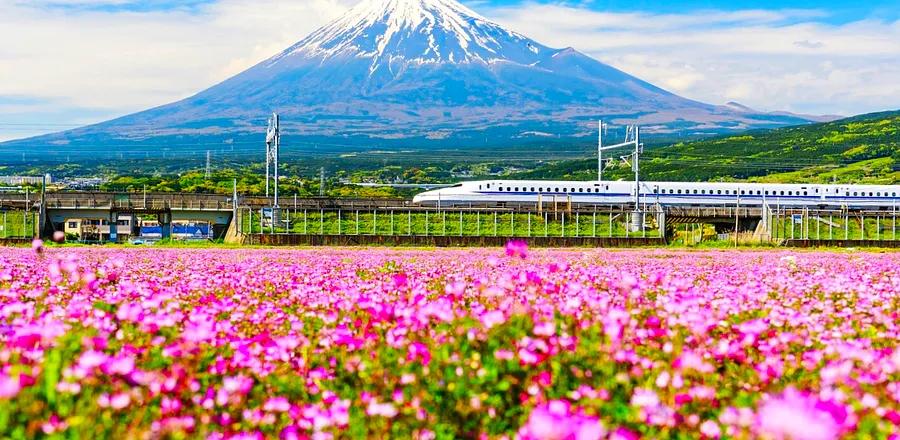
[270,0,550,71]
[4,0,824,154]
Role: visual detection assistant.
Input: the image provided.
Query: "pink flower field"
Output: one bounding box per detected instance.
[1,244,899,439]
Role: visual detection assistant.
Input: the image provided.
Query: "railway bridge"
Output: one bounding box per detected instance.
[0,191,897,246]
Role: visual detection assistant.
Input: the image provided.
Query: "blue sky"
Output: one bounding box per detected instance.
[40,0,900,22]
[0,0,898,141]
[483,0,899,23]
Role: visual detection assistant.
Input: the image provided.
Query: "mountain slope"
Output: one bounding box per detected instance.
[3,0,824,159]
[515,110,900,183]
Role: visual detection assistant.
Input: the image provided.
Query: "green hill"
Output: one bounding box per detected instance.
[515,110,900,184]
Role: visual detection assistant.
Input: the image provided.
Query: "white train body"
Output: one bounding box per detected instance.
[412,180,900,208]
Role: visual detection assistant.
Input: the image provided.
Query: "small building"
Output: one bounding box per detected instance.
[0,175,51,186]
[63,216,133,242]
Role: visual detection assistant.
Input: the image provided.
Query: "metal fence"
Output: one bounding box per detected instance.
[768,207,900,241]
[236,206,666,239]
[0,210,37,239]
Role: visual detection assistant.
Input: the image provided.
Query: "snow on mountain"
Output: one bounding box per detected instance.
[276,0,546,67]
[2,0,822,155]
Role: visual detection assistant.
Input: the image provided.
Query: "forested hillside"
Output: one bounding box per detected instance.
[516,110,900,183]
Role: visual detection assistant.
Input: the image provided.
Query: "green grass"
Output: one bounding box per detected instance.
[239,210,663,238]
[770,213,900,241]
[514,110,900,183]
[0,211,38,238]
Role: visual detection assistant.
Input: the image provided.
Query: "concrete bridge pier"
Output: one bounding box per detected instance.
[158,212,172,240]
[108,211,118,242]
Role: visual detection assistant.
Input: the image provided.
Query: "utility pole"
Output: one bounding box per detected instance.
[265,113,280,208]
[597,123,642,231]
[633,125,642,208]
[598,120,603,181]
[205,150,211,178]
[319,167,325,197]
[39,175,46,238]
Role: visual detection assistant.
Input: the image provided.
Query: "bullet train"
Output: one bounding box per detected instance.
[412,180,900,208]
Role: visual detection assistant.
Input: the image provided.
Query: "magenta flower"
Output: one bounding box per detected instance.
[0,373,21,399]
[756,388,847,440]
[519,400,604,440]
[505,240,528,259]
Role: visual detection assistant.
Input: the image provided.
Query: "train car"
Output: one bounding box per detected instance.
[412,180,900,208]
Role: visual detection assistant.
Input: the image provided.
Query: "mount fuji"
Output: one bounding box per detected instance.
[4,0,824,158]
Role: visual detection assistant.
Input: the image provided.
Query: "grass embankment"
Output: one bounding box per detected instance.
[238,211,663,239]
[0,211,37,238]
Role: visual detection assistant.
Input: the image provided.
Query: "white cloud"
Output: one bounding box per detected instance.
[0,0,354,140]
[0,0,897,141]
[484,2,900,116]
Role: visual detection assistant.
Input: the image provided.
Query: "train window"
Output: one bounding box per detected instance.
[854,192,858,196]
[894,192,897,197]
[693,189,698,194]
[717,190,722,195]
[803,191,808,196]
[677,189,682,194]
[869,192,874,196]
[499,187,503,191]
[538,188,543,192]
[531,187,535,192]
[570,188,575,193]
[578,188,583,193]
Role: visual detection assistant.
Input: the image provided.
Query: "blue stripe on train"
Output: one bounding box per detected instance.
[473,191,900,201]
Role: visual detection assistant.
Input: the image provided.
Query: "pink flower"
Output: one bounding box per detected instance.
[631,388,659,408]
[263,397,291,412]
[756,388,846,440]
[699,420,721,438]
[104,355,135,375]
[505,240,528,259]
[98,393,131,410]
[407,342,431,365]
[0,374,21,399]
[480,310,506,329]
[533,321,556,337]
[366,400,398,418]
[520,400,604,440]
[609,427,639,440]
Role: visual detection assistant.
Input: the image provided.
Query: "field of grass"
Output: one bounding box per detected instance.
[238,210,663,238]
[0,210,37,238]
[771,212,900,241]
